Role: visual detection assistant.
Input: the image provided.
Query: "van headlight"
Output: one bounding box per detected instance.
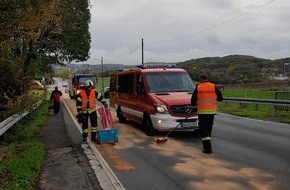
[154,104,168,114]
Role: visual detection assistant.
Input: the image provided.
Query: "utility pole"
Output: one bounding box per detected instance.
[101,56,104,90]
[142,38,144,65]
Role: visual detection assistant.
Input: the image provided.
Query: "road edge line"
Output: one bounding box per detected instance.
[63,100,125,190]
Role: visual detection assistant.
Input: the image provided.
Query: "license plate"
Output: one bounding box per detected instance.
[181,122,196,128]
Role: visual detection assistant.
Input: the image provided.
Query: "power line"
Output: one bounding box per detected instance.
[148,0,278,44]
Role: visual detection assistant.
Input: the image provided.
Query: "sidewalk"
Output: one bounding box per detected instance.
[38,102,103,190]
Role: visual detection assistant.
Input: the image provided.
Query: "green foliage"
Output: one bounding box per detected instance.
[0,89,45,122]
[0,95,48,190]
[60,0,91,62]
[0,0,91,117]
[56,68,71,79]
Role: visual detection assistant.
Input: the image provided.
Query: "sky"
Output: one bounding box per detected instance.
[84,0,290,65]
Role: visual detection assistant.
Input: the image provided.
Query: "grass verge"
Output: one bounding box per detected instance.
[0,94,49,190]
[218,89,290,123]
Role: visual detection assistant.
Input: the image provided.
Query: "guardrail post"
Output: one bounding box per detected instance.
[275,91,290,112]
[239,103,246,108]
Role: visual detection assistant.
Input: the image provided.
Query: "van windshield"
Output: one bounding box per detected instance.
[78,77,96,84]
[145,72,195,93]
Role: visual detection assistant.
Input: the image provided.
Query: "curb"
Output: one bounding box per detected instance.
[63,101,125,190]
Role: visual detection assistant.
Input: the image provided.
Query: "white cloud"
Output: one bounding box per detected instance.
[84,0,290,65]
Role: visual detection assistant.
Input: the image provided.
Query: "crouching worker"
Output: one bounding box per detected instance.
[76,80,103,142]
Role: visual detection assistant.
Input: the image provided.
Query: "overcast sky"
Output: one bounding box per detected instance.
[84,0,290,65]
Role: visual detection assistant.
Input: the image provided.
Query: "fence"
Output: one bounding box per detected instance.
[275,91,290,111]
[223,80,289,91]
[223,97,290,111]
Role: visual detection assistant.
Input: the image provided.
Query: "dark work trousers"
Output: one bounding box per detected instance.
[81,111,98,140]
[198,114,215,151]
[53,102,60,115]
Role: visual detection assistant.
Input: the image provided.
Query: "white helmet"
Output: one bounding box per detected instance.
[84,80,93,88]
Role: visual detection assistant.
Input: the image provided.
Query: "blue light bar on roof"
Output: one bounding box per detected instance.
[137,64,177,69]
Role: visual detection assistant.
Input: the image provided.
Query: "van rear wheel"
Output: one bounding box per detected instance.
[143,116,156,136]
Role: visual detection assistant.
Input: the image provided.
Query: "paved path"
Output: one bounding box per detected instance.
[38,102,124,190]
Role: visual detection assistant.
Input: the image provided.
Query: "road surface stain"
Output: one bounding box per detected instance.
[64,99,280,189]
[150,139,277,190]
[96,144,135,171]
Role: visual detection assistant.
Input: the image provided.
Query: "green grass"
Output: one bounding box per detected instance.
[96,77,110,92]
[221,89,276,99]
[218,89,290,123]
[0,94,49,190]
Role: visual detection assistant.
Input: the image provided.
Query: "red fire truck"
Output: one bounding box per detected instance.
[109,64,198,136]
[68,74,97,99]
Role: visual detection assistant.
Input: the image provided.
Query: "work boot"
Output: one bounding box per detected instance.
[202,148,212,154]
[202,140,212,154]
[82,137,87,142]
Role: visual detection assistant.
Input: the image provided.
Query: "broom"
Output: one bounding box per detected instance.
[156,114,192,144]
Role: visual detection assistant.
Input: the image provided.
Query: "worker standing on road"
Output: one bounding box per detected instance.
[50,86,62,115]
[191,73,223,154]
[76,80,103,142]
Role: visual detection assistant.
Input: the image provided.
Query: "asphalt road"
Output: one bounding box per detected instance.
[93,109,290,190]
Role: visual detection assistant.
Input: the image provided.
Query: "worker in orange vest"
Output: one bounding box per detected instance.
[191,73,223,154]
[76,80,103,142]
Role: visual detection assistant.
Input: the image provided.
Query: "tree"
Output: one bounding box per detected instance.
[56,68,71,79]
[0,0,91,119]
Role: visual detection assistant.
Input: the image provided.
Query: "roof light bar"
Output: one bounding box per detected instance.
[137,64,177,69]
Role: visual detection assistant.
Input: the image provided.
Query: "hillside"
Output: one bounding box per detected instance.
[177,55,290,84]
[63,55,290,84]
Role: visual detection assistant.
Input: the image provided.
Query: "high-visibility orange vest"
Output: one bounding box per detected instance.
[196,82,217,114]
[79,90,97,111]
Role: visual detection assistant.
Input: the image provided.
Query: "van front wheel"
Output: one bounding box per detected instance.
[143,116,156,136]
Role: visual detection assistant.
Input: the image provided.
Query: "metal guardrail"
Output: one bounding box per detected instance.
[0,100,43,136]
[223,97,290,110]
[0,112,29,136]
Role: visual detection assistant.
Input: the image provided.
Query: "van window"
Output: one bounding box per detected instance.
[118,74,134,93]
[145,72,195,93]
[135,74,145,95]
